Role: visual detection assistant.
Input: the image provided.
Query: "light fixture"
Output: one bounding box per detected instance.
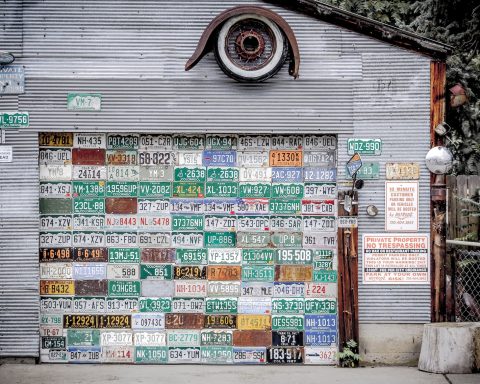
[366,205,378,217]
[0,51,15,65]
[425,146,453,174]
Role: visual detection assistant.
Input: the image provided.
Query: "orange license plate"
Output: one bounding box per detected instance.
[269,150,303,167]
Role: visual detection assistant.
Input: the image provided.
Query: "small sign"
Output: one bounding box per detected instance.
[385,181,419,231]
[347,138,382,155]
[0,146,13,162]
[0,65,24,94]
[0,112,29,128]
[386,162,420,180]
[67,93,102,111]
[346,153,362,177]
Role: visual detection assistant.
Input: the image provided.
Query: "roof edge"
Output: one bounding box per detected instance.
[263,0,452,60]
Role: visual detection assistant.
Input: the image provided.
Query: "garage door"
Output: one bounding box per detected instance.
[38,132,338,364]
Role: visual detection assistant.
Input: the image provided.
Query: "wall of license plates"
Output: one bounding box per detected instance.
[38,132,339,365]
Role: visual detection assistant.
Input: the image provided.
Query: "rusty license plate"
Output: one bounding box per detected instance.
[204,315,237,329]
[74,247,108,262]
[165,313,204,329]
[233,331,272,347]
[237,315,271,331]
[275,266,313,282]
[207,266,241,281]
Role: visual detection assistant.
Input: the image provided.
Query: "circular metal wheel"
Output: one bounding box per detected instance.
[215,14,288,82]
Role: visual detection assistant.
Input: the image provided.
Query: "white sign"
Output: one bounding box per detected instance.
[363,234,430,284]
[385,181,419,231]
[0,145,13,162]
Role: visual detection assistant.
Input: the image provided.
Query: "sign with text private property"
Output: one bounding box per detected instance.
[67,93,102,111]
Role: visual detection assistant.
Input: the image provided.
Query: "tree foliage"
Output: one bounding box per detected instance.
[324,0,480,175]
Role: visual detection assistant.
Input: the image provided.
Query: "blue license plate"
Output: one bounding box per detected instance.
[304,314,337,331]
[203,150,236,167]
[304,330,337,346]
[303,168,337,182]
[271,168,303,183]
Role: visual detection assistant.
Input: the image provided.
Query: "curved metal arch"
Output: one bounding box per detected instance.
[185,5,300,79]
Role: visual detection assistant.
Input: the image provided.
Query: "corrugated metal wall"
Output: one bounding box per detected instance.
[0,0,431,356]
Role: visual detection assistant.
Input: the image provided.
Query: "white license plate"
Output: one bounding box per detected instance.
[106,298,139,313]
[208,248,241,264]
[74,133,106,149]
[174,281,207,298]
[137,215,171,231]
[270,216,302,232]
[168,347,201,363]
[40,314,63,326]
[304,183,337,199]
[40,165,72,181]
[271,135,303,149]
[73,263,107,280]
[107,166,140,181]
[72,297,106,313]
[338,217,357,228]
[105,232,138,247]
[237,216,269,232]
[101,346,134,363]
[207,282,241,297]
[204,199,238,215]
[239,167,272,182]
[233,347,266,364]
[178,151,203,166]
[40,325,63,337]
[40,262,73,279]
[39,182,72,198]
[39,232,72,247]
[172,298,205,313]
[41,349,68,363]
[303,135,336,150]
[237,297,272,314]
[273,283,305,297]
[134,332,167,346]
[304,282,337,298]
[105,150,138,165]
[170,199,204,214]
[132,313,165,330]
[138,232,171,248]
[40,215,73,231]
[73,215,105,231]
[301,200,337,216]
[138,199,170,214]
[303,150,336,166]
[40,297,73,313]
[139,134,173,150]
[107,264,139,280]
[73,165,106,181]
[39,149,72,165]
[241,282,273,297]
[303,216,337,232]
[139,165,174,181]
[236,199,269,215]
[105,214,138,230]
[238,136,271,151]
[167,330,201,347]
[204,216,236,231]
[304,346,337,365]
[73,232,105,247]
[101,331,133,346]
[138,151,177,165]
[303,232,337,248]
[68,347,102,363]
[236,151,269,167]
[206,134,238,150]
[171,232,203,248]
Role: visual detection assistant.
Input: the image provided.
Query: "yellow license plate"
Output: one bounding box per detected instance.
[269,150,303,167]
[39,132,73,147]
[40,280,75,295]
[237,314,271,330]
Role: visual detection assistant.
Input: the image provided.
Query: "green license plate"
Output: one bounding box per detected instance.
[304,299,337,314]
[346,161,380,180]
[106,182,138,197]
[206,135,237,150]
[174,135,205,150]
[73,198,105,214]
[172,182,204,198]
[205,298,238,314]
[271,315,304,331]
[313,260,333,270]
[237,232,270,248]
[239,183,271,198]
[269,199,301,214]
[108,248,140,263]
[201,331,233,346]
[347,138,382,155]
[174,167,206,182]
[205,182,239,198]
[242,266,275,282]
[207,167,239,182]
[138,182,172,198]
[140,264,173,280]
[139,298,172,312]
[39,198,72,214]
[242,249,275,265]
[67,329,100,346]
[108,281,141,297]
[271,233,303,248]
[204,232,236,248]
[275,249,313,264]
[0,112,29,128]
[176,248,208,265]
[200,346,233,364]
[313,270,338,283]
[73,181,106,197]
[172,215,204,231]
[271,183,304,198]
[272,298,305,314]
[135,346,168,364]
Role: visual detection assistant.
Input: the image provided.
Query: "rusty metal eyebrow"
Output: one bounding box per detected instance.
[185,5,300,79]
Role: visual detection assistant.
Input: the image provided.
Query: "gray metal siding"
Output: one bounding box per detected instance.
[0,0,431,356]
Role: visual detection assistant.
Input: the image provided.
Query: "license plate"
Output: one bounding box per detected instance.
[303,135,336,150]
[173,265,207,280]
[74,280,107,296]
[205,181,239,198]
[40,215,73,231]
[170,198,204,214]
[138,151,176,166]
[304,314,337,331]
[73,165,106,180]
[174,281,207,298]
[73,215,105,231]
[204,215,236,231]
[107,165,139,181]
[172,215,203,231]
[205,298,237,314]
[39,262,73,279]
[168,347,201,363]
[102,346,134,363]
[303,216,336,232]
[207,167,239,182]
[176,248,207,265]
[138,215,171,231]
[207,266,241,281]
[139,298,172,313]
[304,346,337,365]
[40,247,73,262]
[40,297,73,313]
[165,313,204,329]
[73,198,105,214]
[303,232,336,248]
[100,331,133,346]
[138,232,171,248]
[138,182,172,198]
[174,135,205,150]
[242,266,274,282]
[275,249,313,265]
[238,183,271,198]
[142,281,175,297]
[39,232,72,248]
[305,331,337,346]
[241,249,274,265]
[134,332,167,346]
[304,168,337,182]
[269,150,303,167]
[207,282,241,297]
[74,133,106,149]
[313,260,334,270]
[40,325,62,337]
[347,138,381,155]
[72,148,106,165]
[241,282,273,297]
[105,214,137,230]
[73,231,105,247]
[138,198,169,214]
[237,198,269,215]
[174,166,206,182]
[67,330,101,346]
[107,264,140,280]
[106,298,139,313]
[200,346,233,364]
[275,266,313,282]
[105,181,138,197]
[273,135,303,149]
[237,297,272,314]
[237,315,271,330]
[107,134,139,150]
[204,315,237,329]
[203,150,236,167]
[267,347,303,364]
[273,282,305,297]
[208,248,241,264]
[171,298,204,313]
[71,263,106,281]
[272,315,304,331]
[39,199,71,215]
[232,331,271,348]
[303,150,336,167]
[304,183,337,199]
[171,232,204,248]
[301,200,337,215]
[167,330,201,347]
[237,216,269,232]
[269,199,301,214]
[63,315,131,329]
[72,181,105,197]
[270,216,302,232]
[177,151,203,165]
[139,165,174,181]
[40,164,72,181]
[271,183,304,198]
[39,132,73,147]
[236,151,269,167]
[139,134,173,150]
[41,336,66,350]
[40,314,63,326]
[304,299,336,314]
[271,232,303,248]
[140,264,172,280]
[40,182,72,198]
[132,313,165,330]
[142,248,176,263]
[39,148,72,165]
[67,347,102,363]
[204,199,238,215]
[305,282,337,298]
[172,181,204,198]
[233,347,266,364]
[108,281,141,297]
[271,168,302,183]
[72,297,106,313]
[206,134,237,150]
[135,346,169,363]
[74,247,108,262]
[201,330,233,346]
[204,232,236,248]
[238,136,270,151]
[272,331,303,347]
[272,299,305,314]
[239,167,272,182]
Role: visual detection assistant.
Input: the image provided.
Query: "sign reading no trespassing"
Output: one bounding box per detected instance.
[363,234,429,284]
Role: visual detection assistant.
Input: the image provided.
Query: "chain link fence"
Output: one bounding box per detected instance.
[455,248,480,322]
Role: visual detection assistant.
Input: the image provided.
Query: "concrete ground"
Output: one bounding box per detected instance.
[0,364,478,384]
